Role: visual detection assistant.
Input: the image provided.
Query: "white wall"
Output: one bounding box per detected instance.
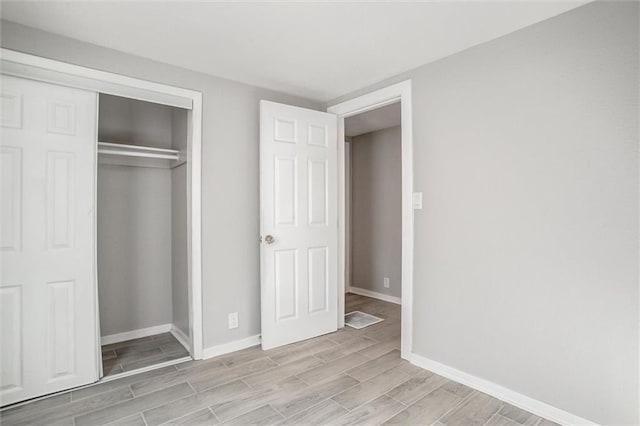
[327,2,639,424]
[0,20,321,349]
[350,126,402,298]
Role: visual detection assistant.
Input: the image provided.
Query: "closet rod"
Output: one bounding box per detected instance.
[98,141,179,154]
[97,149,179,160]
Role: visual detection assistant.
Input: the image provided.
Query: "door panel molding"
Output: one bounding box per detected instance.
[0,285,23,393]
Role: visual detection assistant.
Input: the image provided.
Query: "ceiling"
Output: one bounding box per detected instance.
[1,1,589,102]
[346,102,401,138]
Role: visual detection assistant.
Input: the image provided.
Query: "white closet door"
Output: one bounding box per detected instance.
[1,75,98,406]
[260,101,338,350]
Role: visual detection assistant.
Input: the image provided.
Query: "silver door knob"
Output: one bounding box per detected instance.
[264,235,275,245]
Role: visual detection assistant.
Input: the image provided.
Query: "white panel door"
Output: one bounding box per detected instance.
[260,101,338,350]
[0,75,98,406]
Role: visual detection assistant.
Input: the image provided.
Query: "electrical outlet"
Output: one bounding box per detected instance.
[384,277,390,288]
[228,312,239,329]
[412,192,423,209]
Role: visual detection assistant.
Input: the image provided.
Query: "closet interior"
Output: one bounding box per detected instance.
[97,94,191,377]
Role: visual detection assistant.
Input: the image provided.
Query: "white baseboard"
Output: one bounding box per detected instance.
[409,353,597,426]
[202,334,261,360]
[170,326,191,352]
[349,286,401,305]
[101,323,172,345]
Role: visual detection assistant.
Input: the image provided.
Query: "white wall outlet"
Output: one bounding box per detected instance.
[228,312,239,329]
[384,277,390,288]
[412,192,423,209]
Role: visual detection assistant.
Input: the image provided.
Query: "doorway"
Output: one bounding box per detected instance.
[328,80,414,359]
[345,102,402,303]
[342,101,403,352]
[257,82,413,355]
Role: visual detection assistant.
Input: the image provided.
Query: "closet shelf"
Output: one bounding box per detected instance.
[98,142,180,161]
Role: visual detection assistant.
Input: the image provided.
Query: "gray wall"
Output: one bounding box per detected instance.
[97,95,189,337]
[0,20,321,348]
[328,2,639,424]
[97,164,173,336]
[350,126,402,298]
[345,139,351,292]
[99,94,174,148]
[3,2,637,422]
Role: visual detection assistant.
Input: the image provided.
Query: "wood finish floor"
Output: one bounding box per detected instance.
[102,333,190,377]
[1,294,556,426]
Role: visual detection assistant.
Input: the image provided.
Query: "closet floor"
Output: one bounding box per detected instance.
[101,332,189,377]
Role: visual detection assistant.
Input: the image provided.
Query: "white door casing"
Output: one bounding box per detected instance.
[0,75,98,405]
[260,101,338,350]
[328,80,413,359]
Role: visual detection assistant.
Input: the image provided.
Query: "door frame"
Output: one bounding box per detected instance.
[327,80,414,359]
[0,48,205,360]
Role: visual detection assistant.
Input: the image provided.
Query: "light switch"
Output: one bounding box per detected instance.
[412,192,423,209]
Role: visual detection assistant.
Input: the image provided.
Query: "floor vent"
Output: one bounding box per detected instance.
[345,311,384,329]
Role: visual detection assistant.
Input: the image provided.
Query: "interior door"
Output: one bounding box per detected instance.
[260,101,338,350]
[1,75,98,405]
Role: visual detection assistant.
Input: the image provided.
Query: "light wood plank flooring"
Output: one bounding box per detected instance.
[102,332,190,377]
[1,294,557,425]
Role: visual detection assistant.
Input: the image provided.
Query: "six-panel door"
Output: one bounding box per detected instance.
[260,101,338,350]
[1,75,98,406]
